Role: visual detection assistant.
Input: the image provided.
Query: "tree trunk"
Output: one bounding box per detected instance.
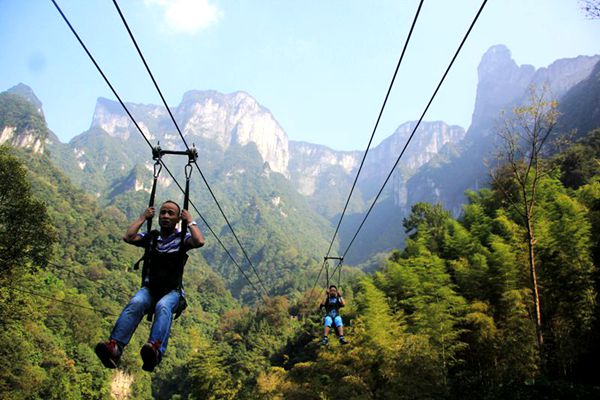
[525,217,543,348]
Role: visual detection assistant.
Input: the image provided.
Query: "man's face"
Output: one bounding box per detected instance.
[329,288,337,297]
[158,202,180,229]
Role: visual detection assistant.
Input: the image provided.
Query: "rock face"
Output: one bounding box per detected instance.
[361,121,466,205]
[557,58,600,139]
[471,45,536,127]
[471,45,599,135]
[289,142,359,197]
[90,91,290,176]
[87,89,467,201]
[288,121,466,218]
[405,45,600,219]
[178,91,290,176]
[0,126,45,154]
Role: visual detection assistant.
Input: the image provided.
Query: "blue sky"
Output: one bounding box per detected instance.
[1,0,598,150]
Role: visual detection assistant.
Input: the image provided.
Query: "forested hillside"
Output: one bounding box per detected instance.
[2,128,598,398]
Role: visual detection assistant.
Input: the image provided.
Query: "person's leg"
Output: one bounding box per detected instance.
[323,316,333,344]
[141,290,180,371]
[110,287,153,348]
[148,290,181,355]
[335,316,347,344]
[335,316,344,336]
[97,287,152,368]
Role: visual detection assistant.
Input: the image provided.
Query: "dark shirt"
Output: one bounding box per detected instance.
[137,230,191,297]
[323,296,344,318]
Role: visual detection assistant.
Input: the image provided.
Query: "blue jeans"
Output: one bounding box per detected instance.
[110,287,180,355]
[324,315,343,328]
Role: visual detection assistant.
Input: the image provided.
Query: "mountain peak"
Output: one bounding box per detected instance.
[0,89,48,154]
[177,90,289,175]
[481,44,511,62]
[472,45,535,125]
[477,45,531,79]
[6,83,44,117]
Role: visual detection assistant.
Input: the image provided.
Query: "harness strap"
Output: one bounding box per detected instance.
[134,155,162,271]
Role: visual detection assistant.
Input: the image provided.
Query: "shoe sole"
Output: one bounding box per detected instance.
[140,344,158,372]
[95,343,118,369]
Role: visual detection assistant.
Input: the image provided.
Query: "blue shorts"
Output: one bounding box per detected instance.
[324,315,343,328]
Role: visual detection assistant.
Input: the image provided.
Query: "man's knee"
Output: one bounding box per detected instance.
[324,316,333,327]
[155,292,179,314]
[128,292,151,311]
[334,316,343,327]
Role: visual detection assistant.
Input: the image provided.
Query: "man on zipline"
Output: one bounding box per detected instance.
[95,200,205,372]
[320,285,348,345]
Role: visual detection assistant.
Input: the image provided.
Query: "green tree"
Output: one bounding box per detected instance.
[0,146,55,284]
[491,85,560,350]
[188,335,240,400]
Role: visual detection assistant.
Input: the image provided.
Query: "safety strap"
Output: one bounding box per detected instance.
[172,159,194,319]
[133,151,162,273]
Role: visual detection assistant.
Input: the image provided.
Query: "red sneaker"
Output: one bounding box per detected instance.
[95,339,122,369]
[140,340,162,372]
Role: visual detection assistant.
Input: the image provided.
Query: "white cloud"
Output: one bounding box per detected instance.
[145,0,222,35]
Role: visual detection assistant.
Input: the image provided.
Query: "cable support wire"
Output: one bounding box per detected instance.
[9,283,118,317]
[308,0,424,305]
[307,256,343,307]
[160,161,265,298]
[329,259,343,288]
[340,0,488,260]
[323,0,424,261]
[111,0,270,298]
[50,0,265,302]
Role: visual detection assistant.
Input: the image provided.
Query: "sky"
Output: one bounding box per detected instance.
[1,0,598,151]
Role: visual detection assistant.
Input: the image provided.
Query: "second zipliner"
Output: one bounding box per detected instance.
[319,256,348,346]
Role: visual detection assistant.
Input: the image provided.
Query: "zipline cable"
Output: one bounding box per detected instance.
[323,0,424,260]
[161,162,265,298]
[111,0,270,297]
[50,0,265,301]
[308,0,424,303]
[340,0,488,260]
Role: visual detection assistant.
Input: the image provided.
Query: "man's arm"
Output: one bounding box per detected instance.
[123,207,154,245]
[338,291,346,307]
[181,209,205,248]
[319,292,327,309]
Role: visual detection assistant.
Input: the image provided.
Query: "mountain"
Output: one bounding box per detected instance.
[0,90,47,154]
[6,83,44,117]
[289,121,466,222]
[403,45,600,220]
[4,44,599,268]
[47,86,468,270]
[557,59,600,138]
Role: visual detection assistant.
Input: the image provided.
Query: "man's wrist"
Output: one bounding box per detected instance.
[188,221,197,227]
